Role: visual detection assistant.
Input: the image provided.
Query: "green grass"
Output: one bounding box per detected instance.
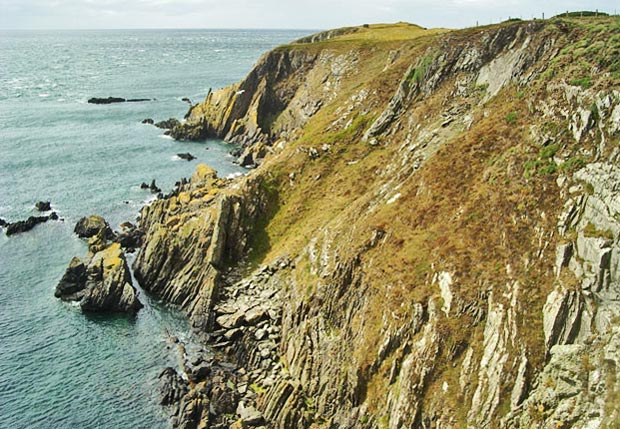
[570,76,593,88]
[505,111,519,124]
[559,156,587,172]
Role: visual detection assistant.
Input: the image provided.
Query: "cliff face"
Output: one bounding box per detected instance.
[135,20,620,429]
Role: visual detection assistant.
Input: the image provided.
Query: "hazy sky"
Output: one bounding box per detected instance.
[0,0,617,30]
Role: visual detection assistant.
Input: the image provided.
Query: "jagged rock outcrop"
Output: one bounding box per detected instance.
[56,217,142,313]
[135,18,620,429]
[4,212,59,236]
[74,215,113,239]
[35,201,51,211]
[133,164,271,329]
[56,241,142,313]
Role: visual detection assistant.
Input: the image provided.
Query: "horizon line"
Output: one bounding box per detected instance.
[0,27,324,32]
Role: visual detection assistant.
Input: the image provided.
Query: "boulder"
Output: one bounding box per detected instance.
[155,118,181,130]
[142,118,154,125]
[0,218,6,227]
[55,257,87,299]
[35,201,51,211]
[236,402,265,427]
[115,224,144,251]
[74,215,112,239]
[159,367,188,406]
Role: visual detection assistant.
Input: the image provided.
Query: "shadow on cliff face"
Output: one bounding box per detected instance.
[239,175,281,269]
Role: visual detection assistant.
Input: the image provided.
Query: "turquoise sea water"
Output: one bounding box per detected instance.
[0,29,312,428]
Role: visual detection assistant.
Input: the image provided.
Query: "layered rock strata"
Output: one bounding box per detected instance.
[135,19,620,429]
[56,217,142,313]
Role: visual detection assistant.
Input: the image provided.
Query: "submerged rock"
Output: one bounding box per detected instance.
[88,97,126,104]
[74,215,113,239]
[142,118,155,125]
[177,152,196,161]
[88,97,152,104]
[35,201,51,211]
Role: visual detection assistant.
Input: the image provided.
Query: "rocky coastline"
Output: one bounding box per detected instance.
[32,17,620,429]
[122,18,620,429]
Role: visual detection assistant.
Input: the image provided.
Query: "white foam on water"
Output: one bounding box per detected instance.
[158,134,173,140]
[226,172,244,179]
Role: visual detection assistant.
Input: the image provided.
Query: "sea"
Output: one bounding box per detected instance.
[0,28,312,428]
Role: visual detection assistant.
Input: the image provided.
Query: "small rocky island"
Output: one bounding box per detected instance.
[55,215,143,313]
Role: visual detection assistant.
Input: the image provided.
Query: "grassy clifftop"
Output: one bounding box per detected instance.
[140,16,620,429]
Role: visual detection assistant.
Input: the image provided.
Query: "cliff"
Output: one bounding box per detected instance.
[135,19,620,429]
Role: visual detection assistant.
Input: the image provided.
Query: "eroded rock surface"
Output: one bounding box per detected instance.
[56,217,142,313]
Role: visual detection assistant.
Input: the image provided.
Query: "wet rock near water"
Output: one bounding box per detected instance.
[35,201,51,211]
[168,122,208,141]
[88,97,152,104]
[155,118,181,130]
[115,222,144,253]
[74,215,113,239]
[142,118,155,125]
[159,367,189,406]
[5,212,59,236]
[177,152,196,161]
[0,218,7,228]
[140,179,162,195]
[55,215,142,313]
[54,256,87,299]
[159,258,291,429]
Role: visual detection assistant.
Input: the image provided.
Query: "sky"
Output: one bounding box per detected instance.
[0,0,618,30]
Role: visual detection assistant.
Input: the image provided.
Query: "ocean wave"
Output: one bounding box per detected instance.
[226,172,244,179]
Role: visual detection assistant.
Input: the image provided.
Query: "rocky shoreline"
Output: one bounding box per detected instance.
[157,257,290,429]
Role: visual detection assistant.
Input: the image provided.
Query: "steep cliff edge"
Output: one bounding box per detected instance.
[136,19,620,429]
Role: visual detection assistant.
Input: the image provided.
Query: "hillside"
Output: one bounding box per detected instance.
[135,17,620,429]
